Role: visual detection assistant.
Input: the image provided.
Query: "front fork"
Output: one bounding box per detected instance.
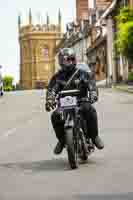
[73,112,84,156]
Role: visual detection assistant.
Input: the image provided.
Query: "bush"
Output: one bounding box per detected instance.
[115,22,133,58]
[12,85,16,91]
[4,86,13,91]
[115,7,133,24]
[3,75,14,92]
[128,72,133,81]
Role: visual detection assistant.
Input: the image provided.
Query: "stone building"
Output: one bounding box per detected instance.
[57,0,133,84]
[58,0,113,81]
[18,9,63,89]
[87,0,133,85]
[86,0,120,85]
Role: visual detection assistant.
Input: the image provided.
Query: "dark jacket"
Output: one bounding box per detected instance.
[46,65,98,103]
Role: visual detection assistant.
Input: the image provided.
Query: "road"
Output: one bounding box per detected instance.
[0,89,133,200]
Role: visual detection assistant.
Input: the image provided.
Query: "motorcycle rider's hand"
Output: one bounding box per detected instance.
[45,101,51,112]
[89,91,98,104]
[45,99,55,112]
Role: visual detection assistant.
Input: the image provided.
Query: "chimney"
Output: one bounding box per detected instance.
[76,0,89,21]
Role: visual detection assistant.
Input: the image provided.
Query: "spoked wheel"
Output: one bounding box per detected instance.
[65,128,78,170]
[79,135,88,161]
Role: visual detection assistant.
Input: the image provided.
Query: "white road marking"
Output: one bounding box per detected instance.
[0,117,35,140]
[4,127,17,137]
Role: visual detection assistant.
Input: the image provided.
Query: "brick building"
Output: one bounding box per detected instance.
[76,0,112,21]
[130,0,133,6]
[96,0,112,10]
[76,0,89,21]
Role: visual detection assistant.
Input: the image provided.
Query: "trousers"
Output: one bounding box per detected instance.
[51,102,98,143]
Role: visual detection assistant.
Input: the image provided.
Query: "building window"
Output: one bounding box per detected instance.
[43,48,49,58]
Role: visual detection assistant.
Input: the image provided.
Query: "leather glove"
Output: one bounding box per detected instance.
[45,94,56,112]
[45,90,57,112]
[45,98,56,112]
[89,91,98,104]
[45,101,52,112]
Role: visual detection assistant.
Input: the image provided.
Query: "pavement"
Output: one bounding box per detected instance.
[0,89,133,199]
[112,84,133,94]
[96,79,107,88]
[96,78,133,94]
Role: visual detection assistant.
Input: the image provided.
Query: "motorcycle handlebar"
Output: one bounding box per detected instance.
[56,79,90,87]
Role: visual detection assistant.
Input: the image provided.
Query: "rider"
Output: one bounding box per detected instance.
[45,48,104,154]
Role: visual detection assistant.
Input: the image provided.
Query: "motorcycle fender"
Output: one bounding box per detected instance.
[64,119,74,129]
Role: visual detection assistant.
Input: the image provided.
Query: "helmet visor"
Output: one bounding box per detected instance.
[62,56,76,66]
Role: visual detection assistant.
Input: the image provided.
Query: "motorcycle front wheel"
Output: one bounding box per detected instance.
[79,135,88,161]
[65,128,78,170]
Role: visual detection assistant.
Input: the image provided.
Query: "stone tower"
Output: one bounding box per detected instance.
[18,9,63,89]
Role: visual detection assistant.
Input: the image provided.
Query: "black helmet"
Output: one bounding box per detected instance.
[58,48,77,71]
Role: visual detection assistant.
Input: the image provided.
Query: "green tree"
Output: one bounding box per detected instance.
[115,7,133,62]
[3,75,14,91]
[115,7,133,24]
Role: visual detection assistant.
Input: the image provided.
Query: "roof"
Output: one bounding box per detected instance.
[86,35,107,55]
[99,0,118,20]
[56,22,91,51]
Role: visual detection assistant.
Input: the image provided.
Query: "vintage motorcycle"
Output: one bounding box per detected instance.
[56,86,95,169]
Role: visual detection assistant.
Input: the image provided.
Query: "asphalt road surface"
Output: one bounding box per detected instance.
[0,89,133,200]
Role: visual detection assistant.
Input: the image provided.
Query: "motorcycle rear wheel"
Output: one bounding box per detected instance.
[65,128,78,170]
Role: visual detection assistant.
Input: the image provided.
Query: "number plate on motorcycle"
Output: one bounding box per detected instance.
[60,96,77,108]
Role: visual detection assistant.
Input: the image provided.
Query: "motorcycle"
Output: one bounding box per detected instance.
[56,87,95,169]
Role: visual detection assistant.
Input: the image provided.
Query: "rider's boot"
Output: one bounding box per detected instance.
[54,141,64,155]
[92,136,104,150]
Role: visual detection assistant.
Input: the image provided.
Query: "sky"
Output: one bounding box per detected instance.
[0,0,76,83]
